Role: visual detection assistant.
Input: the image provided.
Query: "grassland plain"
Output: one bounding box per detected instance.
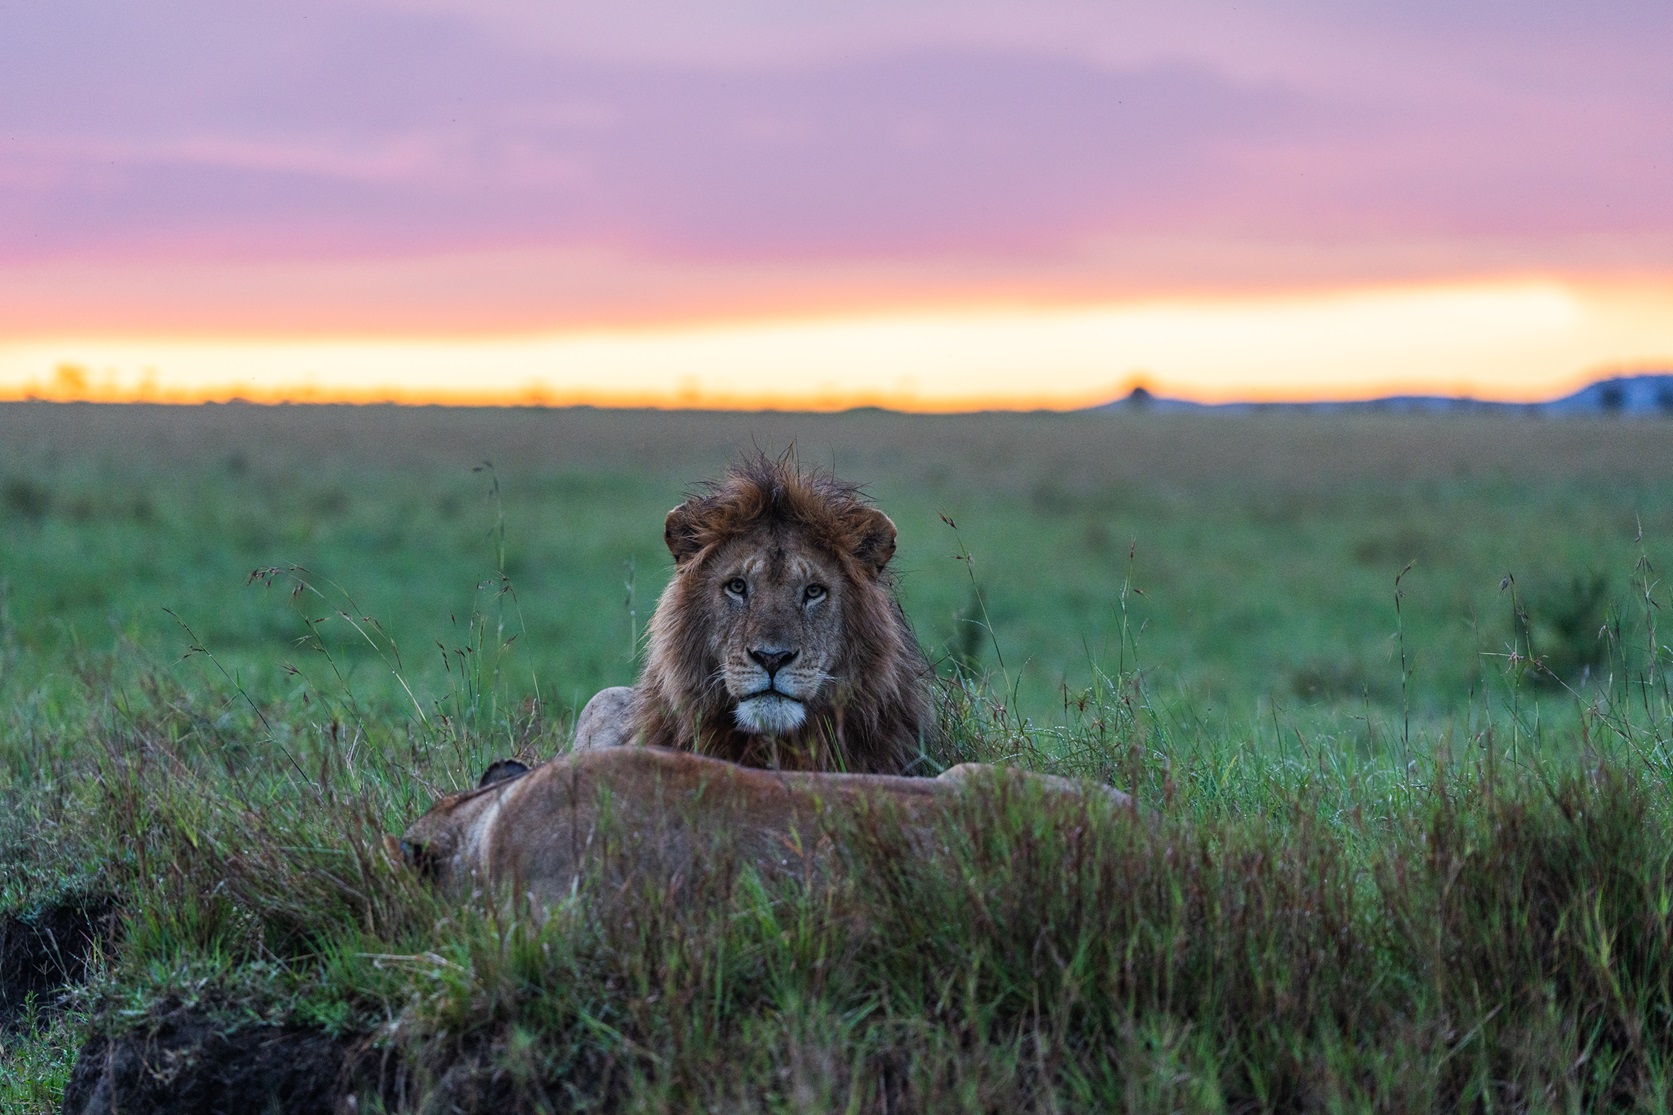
[2,401,1673,1112]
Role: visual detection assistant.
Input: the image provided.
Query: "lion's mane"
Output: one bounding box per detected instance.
[630,454,936,774]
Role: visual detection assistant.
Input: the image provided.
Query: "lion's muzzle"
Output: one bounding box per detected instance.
[729,642,822,735]
[733,689,808,735]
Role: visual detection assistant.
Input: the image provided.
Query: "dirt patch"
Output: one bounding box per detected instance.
[0,896,116,1030]
[58,1005,639,1115]
[60,1004,388,1115]
[410,1038,627,1114]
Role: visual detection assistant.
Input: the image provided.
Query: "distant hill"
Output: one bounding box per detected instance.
[1545,374,1673,415]
[1100,372,1673,415]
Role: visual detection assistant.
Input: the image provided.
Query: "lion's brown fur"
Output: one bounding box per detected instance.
[629,454,936,774]
[390,747,1130,909]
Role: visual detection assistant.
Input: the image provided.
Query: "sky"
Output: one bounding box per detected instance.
[3,0,1671,409]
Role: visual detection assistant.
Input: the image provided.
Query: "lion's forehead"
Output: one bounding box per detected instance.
[739,552,820,584]
[721,533,838,588]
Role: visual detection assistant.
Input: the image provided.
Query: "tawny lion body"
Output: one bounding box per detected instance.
[389,747,1129,908]
[577,455,935,774]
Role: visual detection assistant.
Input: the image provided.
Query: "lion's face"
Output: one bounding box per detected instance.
[634,454,933,774]
[702,529,847,735]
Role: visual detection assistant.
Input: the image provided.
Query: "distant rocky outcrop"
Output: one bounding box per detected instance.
[1544,374,1673,415]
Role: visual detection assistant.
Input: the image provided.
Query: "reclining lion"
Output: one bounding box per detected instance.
[387,747,1130,909]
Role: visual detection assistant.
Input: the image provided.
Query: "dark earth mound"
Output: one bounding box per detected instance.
[0,896,115,1031]
[58,1003,628,1115]
[60,1004,384,1115]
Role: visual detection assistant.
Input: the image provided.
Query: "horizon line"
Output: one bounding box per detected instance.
[3,366,1666,415]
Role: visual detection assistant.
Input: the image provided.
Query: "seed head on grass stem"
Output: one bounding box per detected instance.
[939,512,1006,678]
[1394,558,1417,774]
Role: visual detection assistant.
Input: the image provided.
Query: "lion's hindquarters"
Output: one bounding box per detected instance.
[572,686,637,751]
[937,763,1133,810]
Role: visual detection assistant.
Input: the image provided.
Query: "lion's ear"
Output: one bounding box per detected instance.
[477,759,530,787]
[664,499,710,566]
[850,508,897,576]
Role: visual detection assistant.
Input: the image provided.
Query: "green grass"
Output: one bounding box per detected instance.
[3,402,1673,1111]
[5,403,1670,727]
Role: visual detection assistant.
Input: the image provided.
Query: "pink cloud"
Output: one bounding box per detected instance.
[2,1,1670,282]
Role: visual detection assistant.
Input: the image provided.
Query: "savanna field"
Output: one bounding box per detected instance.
[3,401,1673,1113]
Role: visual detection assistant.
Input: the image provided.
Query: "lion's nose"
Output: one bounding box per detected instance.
[749,647,798,677]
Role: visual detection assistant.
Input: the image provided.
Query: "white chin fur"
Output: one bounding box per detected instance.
[734,694,807,735]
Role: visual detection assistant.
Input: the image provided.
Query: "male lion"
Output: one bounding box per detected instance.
[387,747,1130,909]
[576,454,935,774]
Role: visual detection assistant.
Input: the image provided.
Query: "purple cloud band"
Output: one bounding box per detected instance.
[3,1,1670,272]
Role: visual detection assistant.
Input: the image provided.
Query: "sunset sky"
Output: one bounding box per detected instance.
[3,1,1671,409]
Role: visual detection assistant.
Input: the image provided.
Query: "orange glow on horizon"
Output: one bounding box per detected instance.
[3,279,1670,412]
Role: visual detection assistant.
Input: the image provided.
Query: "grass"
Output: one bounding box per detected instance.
[6,402,1673,725]
[3,402,1673,1111]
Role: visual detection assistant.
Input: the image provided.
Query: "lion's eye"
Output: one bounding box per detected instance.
[725,578,748,598]
[803,584,827,603]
